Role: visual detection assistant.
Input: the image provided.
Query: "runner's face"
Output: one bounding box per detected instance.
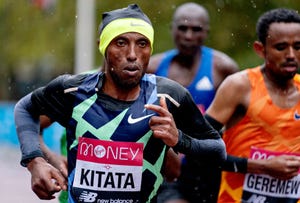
[105,32,151,89]
[263,22,300,80]
[172,13,208,55]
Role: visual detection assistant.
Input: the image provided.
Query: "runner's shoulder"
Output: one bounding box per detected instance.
[41,73,93,94]
[156,75,191,104]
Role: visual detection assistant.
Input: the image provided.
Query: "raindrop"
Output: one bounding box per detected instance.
[251,0,257,8]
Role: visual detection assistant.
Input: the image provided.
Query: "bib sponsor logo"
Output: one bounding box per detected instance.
[251,150,276,160]
[79,191,97,202]
[77,138,143,166]
[78,190,135,203]
[94,145,106,158]
[242,148,300,200]
[245,194,267,203]
[73,138,143,193]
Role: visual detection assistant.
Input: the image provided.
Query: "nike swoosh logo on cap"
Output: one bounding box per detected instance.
[130,22,145,27]
[128,113,154,124]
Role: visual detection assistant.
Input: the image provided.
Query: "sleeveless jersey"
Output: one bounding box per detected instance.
[66,72,166,203]
[218,67,300,203]
[155,46,215,112]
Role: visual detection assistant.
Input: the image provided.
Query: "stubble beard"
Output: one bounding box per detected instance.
[110,69,144,90]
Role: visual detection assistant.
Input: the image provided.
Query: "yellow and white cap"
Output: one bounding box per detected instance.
[98,4,154,55]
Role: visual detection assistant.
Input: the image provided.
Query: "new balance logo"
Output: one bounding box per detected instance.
[79,191,97,202]
[245,194,266,203]
[128,113,154,124]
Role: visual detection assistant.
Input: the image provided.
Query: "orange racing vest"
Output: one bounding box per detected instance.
[218,67,300,203]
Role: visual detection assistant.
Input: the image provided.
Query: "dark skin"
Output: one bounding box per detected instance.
[33,32,180,199]
[39,116,67,177]
[148,2,238,181]
[27,32,181,199]
[102,33,149,100]
[206,22,300,179]
[27,157,67,199]
[103,33,179,146]
[148,3,238,91]
[27,116,67,200]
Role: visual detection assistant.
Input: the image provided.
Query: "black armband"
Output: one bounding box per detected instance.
[173,130,191,153]
[222,155,248,173]
[204,114,223,132]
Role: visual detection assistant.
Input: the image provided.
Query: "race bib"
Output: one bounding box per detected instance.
[72,137,144,203]
[242,148,300,203]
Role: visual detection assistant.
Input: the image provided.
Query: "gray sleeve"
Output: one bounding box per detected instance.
[14,93,44,166]
[174,130,227,164]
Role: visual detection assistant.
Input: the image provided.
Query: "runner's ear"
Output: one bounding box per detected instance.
[253,41,265,59]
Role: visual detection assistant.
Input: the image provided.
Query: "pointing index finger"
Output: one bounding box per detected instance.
[159,96,167,110]
[144,96,169,116]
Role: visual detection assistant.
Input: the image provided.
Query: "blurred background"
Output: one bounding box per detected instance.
[0,0,299,202]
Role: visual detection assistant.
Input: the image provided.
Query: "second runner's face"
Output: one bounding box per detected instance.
[172,14,208,55]
[264,22,300,80]
[105,32,151,89]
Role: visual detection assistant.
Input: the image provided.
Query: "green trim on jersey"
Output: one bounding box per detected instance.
[69,94,166,203]
[70,93,129,148]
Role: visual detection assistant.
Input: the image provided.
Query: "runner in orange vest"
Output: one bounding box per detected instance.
[205,8,300,203]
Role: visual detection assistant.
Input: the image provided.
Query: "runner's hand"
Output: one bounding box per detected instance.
[46,152,68,179]
[27,157,67,200]
[145,96,178,147]
[249,155,300,180]
[264,155,300,179]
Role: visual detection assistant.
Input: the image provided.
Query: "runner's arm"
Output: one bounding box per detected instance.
[39,116,68,178]
[204,114,248,173]
[173,130,226,163]
[146,96,227,164]
[14,93,44,166]
[14,87,68,199]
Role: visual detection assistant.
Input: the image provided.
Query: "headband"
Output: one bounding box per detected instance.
[99,18,154,55]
